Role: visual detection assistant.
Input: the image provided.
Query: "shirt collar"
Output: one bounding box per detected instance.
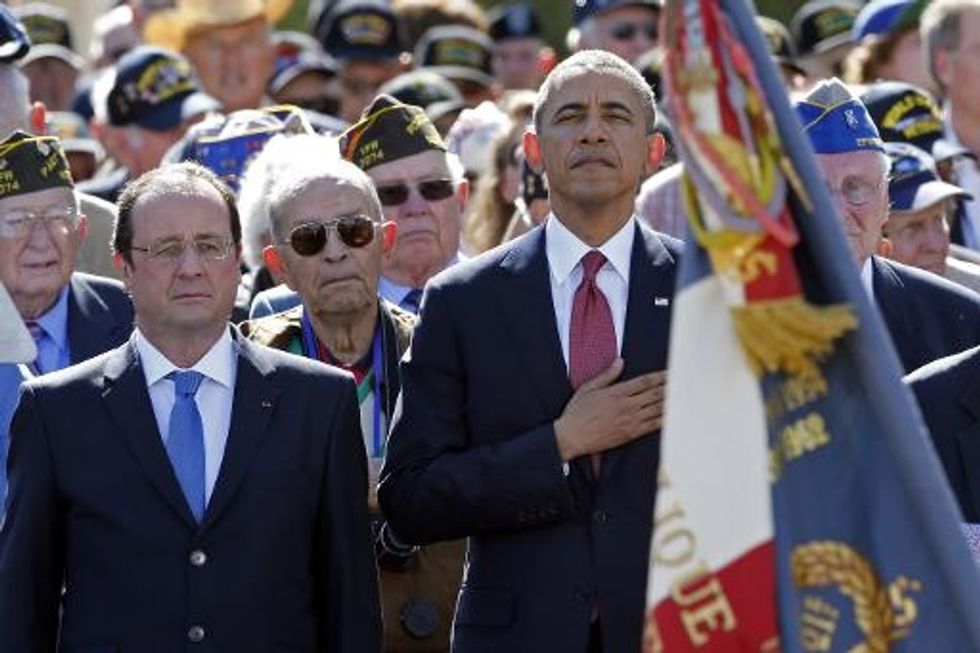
[545,214,636,285]
[136,327,237,389]
[34,285,70,351]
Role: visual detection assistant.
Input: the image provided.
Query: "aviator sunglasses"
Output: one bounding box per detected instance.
[286,214,377,256]
[374,179,456,207]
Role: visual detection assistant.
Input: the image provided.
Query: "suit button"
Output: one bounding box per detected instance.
[189,550,207,567]
[188,625,206,642]
[593,509,608,525]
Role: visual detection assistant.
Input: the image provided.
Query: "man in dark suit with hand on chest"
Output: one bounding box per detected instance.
[379,50,681,653]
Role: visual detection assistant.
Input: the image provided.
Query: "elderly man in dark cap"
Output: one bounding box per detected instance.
[797,78,980,373]
[487,2,554,91]
[82,46,220,203]
[0,131,133,376]
[340,94,468,313]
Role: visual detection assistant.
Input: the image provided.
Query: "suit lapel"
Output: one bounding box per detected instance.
[68,274,121,364]
[101,339,198,527]
[600,224,677,479]
[496,228,573,420]
[957,363,980,519]
[201,337,279,530]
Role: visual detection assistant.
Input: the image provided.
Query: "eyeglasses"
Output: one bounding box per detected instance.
[285,214,377,256]
[825,175,884,206]
[608,21,657,42]
[374,179,456,207]
[130,236,235,262]
[0,207,77,239]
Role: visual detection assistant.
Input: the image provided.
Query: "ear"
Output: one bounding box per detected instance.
[73,213,89,246]
[523,130,544,173]
[932,48,953,92]
[876,237,893,257]
[263,244,295,289]
[380,221,397,258]
[644,132,666,177]
[29,101,46,134]
[115,252,134,290]
[456,176,470,209]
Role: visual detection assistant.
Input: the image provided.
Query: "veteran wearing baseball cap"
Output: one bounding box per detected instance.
[82,46,219,204]
[797,78,980,373]
[0,131,133,376]
[341,94,468,313]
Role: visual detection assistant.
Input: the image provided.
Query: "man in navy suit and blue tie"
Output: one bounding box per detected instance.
[0,162,381,651]
[379,50,681,652]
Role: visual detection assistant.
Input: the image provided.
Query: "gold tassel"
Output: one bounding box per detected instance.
[732,299,858,388]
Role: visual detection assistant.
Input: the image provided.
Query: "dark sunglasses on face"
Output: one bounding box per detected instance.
[286,214,376,256]
[609,21,657,41]
[374,179,456,207]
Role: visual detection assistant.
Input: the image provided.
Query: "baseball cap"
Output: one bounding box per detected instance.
[572,0,662,27]
[316,0,402,62]
[414,25,494,89]
[853,0,926,40]
[0,5,31,63]
[175,105,316,192]
[756,16,806,77]
[861,80,971,163]
[792,0,860,57]
[378,70,466,124]
[100,46,220,131]
[886,142,971,212]
[15,2,83,69]
[488,3,542,41]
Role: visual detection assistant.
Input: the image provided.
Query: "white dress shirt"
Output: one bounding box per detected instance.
[136,328,238,503]
[545,214,635,369]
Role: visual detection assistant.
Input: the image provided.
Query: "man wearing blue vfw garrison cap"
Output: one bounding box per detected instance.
[798,78,980,373]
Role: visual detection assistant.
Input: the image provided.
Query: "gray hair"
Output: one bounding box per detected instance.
[237,133,307,269]
[532,49,657,135]
[920,0,980,91]
[264,134,383,242]
[0,64,30,137]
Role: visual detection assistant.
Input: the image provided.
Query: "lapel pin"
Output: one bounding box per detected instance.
[261,399,273,409]
[654,297,670,307]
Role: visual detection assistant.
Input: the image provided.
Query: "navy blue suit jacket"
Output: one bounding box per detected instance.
[873,257,980,373]
[67,272,134,365]
[0,333,381,652]
[908,346,980,522]
[379,223,680,653]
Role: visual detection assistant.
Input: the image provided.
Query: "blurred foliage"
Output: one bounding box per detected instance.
[279,0,813,56]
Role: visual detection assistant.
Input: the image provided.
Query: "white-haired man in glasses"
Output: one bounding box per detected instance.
[242,133,466,650]
[340,94,469,313]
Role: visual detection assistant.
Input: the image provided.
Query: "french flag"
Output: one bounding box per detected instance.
[644,1,980,651]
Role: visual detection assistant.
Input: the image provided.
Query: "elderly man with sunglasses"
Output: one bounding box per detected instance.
[241,134,465,651]
[798,78,980,374]
[341,94,469,314]
[0,131,133,377]
[0,160,382,651]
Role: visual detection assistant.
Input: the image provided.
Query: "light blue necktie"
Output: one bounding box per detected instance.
[167,371,205,522]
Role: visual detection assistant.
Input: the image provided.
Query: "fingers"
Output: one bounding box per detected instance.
[578,357,625,392]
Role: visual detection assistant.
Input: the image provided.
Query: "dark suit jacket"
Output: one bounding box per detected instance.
[67,272,134,365]
[908,346,980,522]
[873,257,980,373]
[0,333,381,653]
[379,222,680,653]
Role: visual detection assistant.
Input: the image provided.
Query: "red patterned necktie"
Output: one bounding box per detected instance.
[568,250,617,477]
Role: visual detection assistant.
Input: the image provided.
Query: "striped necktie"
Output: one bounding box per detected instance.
[24,320,45,375]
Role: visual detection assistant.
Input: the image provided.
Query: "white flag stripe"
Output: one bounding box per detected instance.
[648,275,773,605]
